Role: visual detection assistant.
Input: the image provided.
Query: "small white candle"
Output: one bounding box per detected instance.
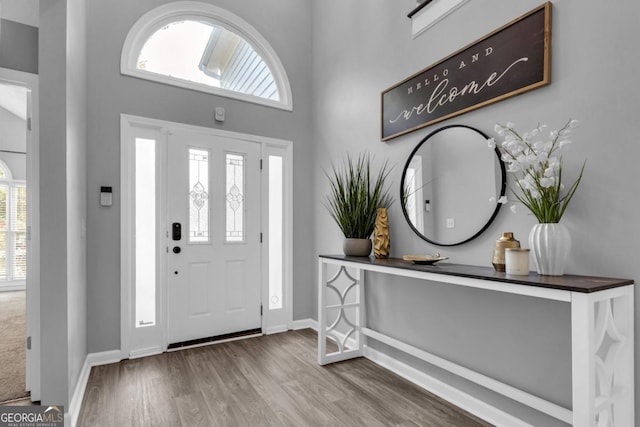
[505,248,530,275]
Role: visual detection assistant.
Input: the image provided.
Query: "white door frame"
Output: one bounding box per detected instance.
[120,114,293,358]
[0,67,40,401]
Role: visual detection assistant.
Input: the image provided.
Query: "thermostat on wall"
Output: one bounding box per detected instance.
[100,186,113,206]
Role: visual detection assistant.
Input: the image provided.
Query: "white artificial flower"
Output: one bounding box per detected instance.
[526,154,539,165]
[510,143,524,156]
[507,163,521,173]
[533,140,553,154]
[540,177,555,188]
[548,157,561,169]
[510,204,518,214]
[559,139,573,149]
[498,196,509,204]
[487,138,496,148]
[536,151,549,164]
[491,118,583,223]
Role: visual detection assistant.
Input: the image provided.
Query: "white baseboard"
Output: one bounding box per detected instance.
[292,318,318,331]
[363,346,532,427]
[265,325,288,335]
[67,349,123,427]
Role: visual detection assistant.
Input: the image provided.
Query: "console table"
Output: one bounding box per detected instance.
[317,255,634,426]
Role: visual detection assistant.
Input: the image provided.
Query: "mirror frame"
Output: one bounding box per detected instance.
[400,124,507,247]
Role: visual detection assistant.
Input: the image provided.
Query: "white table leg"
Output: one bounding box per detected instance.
[571,286,634,426]
[318,259,328,365]
[317,259,364,365]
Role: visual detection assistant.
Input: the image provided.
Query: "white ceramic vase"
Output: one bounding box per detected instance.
[528,223,571,276]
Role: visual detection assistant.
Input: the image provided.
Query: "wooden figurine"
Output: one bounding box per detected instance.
[374,207,390,258]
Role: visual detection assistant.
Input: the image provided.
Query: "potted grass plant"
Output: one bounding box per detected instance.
[323,153,393,257]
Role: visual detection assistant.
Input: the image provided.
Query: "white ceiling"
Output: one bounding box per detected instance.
[1,0,39,27]
[0,83,27,120]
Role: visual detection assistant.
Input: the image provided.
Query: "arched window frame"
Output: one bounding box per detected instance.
[0,159,12,180]
[121,1,293,111]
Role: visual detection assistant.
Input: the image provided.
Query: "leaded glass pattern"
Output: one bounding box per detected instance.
[189,148,210,242]
[225,153,245,242]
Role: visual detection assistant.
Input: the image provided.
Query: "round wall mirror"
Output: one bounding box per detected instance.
[400,125,506,246]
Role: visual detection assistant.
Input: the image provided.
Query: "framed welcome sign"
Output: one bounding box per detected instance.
[381,2,551,141]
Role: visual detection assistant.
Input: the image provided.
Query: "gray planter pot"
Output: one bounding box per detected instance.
[343,238,372,257]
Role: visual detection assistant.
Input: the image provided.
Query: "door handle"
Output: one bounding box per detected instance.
[172,246,181,254]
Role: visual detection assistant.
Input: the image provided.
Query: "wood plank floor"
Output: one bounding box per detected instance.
[78,329,492,426]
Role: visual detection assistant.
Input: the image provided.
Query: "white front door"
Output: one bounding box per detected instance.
[166,129,261,344]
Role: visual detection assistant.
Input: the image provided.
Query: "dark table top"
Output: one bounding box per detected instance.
[319,255,634,293]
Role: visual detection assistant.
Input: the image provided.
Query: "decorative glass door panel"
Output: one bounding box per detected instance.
[225,153,245,242]
[188,148,210,243]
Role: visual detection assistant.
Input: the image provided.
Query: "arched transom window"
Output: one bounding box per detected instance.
[121,2,292,110]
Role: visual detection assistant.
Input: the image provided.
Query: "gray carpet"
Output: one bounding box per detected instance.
[0,291,28,403]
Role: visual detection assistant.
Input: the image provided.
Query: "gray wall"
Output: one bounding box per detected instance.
[311,0,640,425]
[39,0,87,407]
[85,0,313,352]
[0,19,38,74]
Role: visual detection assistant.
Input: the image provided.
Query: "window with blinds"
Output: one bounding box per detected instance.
[0,182,27,281]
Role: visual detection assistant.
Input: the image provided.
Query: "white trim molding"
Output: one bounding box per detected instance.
[120,1,293,111]
[411,0,470,38]
[0,66,40,402]
[68,350,123,427]
[121,114,293,358]
[292,318,318,331]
